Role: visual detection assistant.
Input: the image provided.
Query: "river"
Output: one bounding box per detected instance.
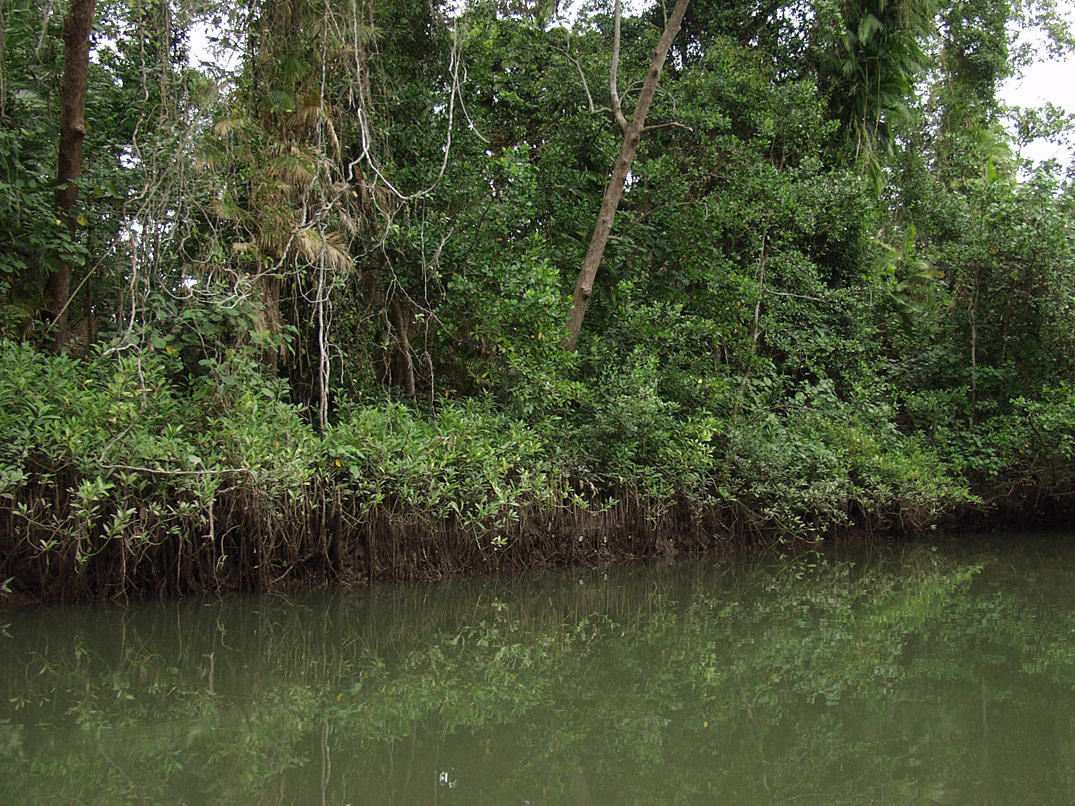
[2,532,1075,804]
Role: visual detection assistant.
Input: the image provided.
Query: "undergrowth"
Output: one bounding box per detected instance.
[1,339,1067,603]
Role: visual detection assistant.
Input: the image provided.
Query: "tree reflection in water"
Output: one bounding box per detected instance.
[2,534,1075,805]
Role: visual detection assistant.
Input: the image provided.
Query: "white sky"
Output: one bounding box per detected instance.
[997,4,1075,168]
[1001,52,1075,165]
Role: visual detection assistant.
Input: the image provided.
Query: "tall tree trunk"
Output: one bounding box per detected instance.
[562,0,690,351]
[391,298,416,397]
[48,0,96,352]
[256,272,282,372]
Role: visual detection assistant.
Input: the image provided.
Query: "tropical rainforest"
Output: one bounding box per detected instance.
[1,0,1074,602]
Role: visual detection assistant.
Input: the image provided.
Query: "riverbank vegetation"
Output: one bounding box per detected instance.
[2,0,1075,602]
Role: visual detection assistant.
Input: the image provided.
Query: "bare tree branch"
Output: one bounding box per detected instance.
[555,35,608,117]
[609,0,628,131]
[642,120,693,133]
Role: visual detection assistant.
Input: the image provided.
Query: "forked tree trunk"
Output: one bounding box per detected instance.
[562,0,690,351]
[48,0,97,352]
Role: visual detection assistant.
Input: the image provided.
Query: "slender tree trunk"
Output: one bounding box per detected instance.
[391,298,416,397]
[734,233,767,418]
[255,272,282,372]
[48,0,96,352]
[969,264,980,425]
[562,0,690,351]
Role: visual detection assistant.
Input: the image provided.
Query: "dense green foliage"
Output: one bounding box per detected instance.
[1,0,1074,599]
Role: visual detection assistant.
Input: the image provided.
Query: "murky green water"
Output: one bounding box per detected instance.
[3,534,1075,804]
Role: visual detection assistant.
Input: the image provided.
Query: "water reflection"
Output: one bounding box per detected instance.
[3,535,1075,804]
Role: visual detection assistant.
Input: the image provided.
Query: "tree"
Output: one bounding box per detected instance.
[562,0,690,351]
[47,0,97,352]
[814,0,936,175]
